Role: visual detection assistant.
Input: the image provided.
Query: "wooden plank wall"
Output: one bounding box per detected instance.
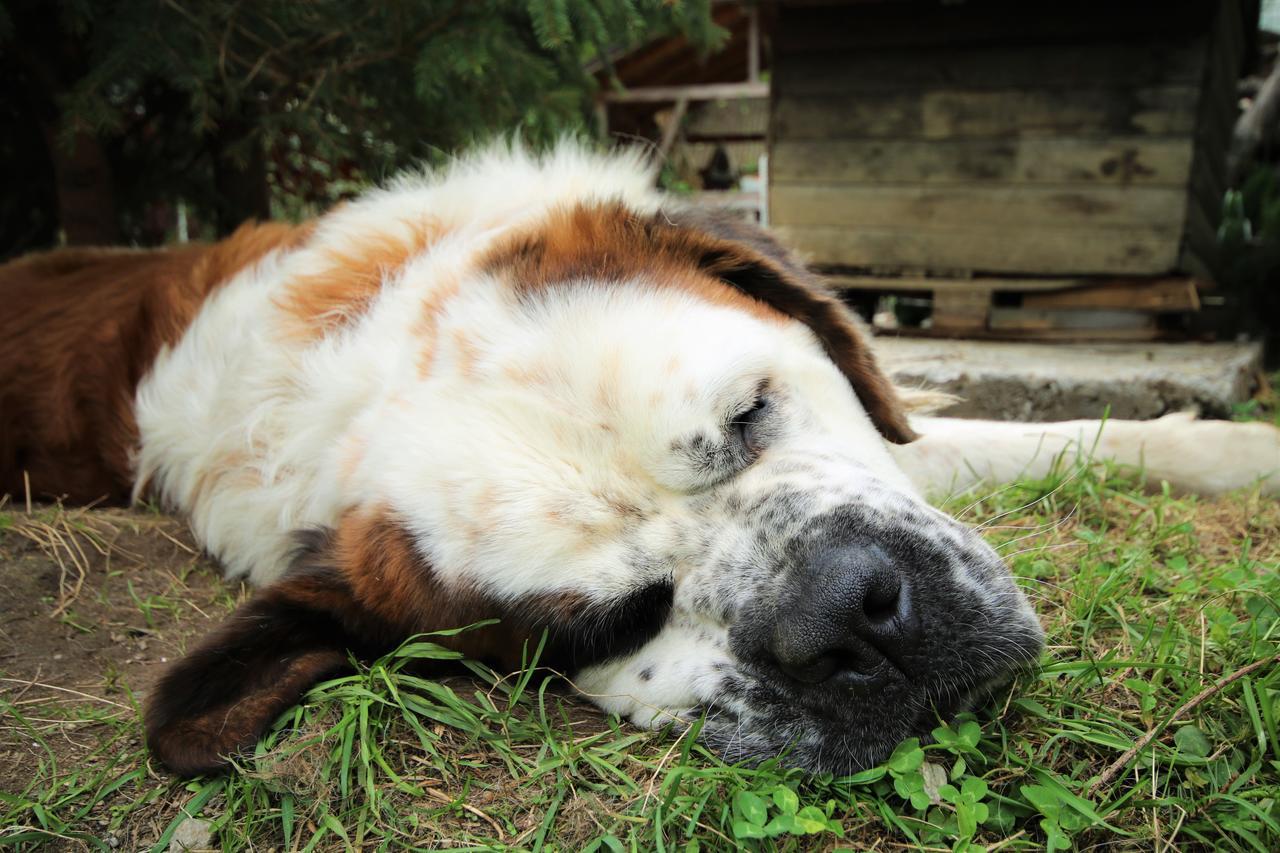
[768,0,1235,277]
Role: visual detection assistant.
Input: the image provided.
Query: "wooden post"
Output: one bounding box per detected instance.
[595,100,609,139]
[602,81,769,103]
[656,97,690,167]
[759,152,770,226]
[931,288,992,332]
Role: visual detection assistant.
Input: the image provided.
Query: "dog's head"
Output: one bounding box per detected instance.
[146,198,1043,776]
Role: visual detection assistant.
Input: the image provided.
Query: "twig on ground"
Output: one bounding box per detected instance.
[0,677,132,711]
[153,524,197,555]
[1088,653,1280,796]
[424,787,506,840]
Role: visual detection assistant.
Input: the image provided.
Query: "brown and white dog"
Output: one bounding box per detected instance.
[2,143,1277,777]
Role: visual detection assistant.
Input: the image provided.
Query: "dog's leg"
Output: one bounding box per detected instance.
[891,413,1280,499]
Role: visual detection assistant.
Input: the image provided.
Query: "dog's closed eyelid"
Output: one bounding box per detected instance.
[728,395,770,453]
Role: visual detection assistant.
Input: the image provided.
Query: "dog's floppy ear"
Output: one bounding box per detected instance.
[145,552,398,776]
[663,207,917,444]
[146,510,675,775]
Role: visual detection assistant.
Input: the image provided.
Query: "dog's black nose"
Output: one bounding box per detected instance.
[765,542,920,686]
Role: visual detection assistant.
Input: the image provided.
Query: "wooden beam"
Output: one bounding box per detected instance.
[759,152,770,227]
[988,308,1157,333]
[655,97,690,166]
[776,1,1215,51]
[826,275,1094,293]
[770,138,1195,186]
[774,42,1205,95]
[825,275,1202,313]
[769,185,1189,230]
[878,325,1170,343]
[1020,278,1201,311]
[603,81,769,104]
[683,190,764,215]
[772,86,1200,140]
[932,289,991,331]
[595,101,609,138]
[775,223,1183,275]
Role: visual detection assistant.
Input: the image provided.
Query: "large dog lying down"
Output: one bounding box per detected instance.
[2,144,1277,777]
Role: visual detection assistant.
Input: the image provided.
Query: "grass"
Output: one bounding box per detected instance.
[1,459,1279,851]
[1233,370,1280,428]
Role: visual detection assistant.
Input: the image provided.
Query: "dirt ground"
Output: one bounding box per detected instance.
[0,503,617,850]
[0,504,244,802]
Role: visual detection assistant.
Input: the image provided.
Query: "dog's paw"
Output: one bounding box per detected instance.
[1142,413,1280,496]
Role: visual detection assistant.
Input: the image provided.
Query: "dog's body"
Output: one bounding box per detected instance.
[2,143,1277,776]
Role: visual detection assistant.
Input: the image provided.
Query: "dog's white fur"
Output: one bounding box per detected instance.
[135,143,669,586]
[129,140,1278,765]
[137,142,1279,591]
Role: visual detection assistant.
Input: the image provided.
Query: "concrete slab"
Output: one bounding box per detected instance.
[874,338,1265,422]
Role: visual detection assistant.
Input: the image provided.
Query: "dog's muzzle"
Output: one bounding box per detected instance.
[714,504,1044,773]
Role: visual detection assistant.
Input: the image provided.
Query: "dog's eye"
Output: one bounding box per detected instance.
[729,396,769,455]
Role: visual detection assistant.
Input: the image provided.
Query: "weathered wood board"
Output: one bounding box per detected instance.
[770,185,1189,230]
[825,272,1199,342]
[987,308,1157,333]
[776,1,1216,51]
[1020,278,1200,311]
[773,87,1201,140]
[773,42,1206,94]
[825,275,1201,312]
[776,224,1181,276]
[826,275,1090,293]
[769,138,1195,186]
[766,0,1245,282]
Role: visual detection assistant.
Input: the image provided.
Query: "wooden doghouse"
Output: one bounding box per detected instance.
[768,0,1259,339]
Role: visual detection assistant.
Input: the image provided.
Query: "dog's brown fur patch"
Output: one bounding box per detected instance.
[280,216,441,340]
[0,222,309,504]
[483,202,915,443]
[144,505,673,774]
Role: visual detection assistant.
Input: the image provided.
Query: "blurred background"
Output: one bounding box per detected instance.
[3,0,1280,376]
[0,0,726,249]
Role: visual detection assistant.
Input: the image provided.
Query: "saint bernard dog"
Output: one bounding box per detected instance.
[2,142,1277,777]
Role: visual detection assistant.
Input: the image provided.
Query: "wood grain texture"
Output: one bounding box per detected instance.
[825,275,1092,294]
[772,87,1200,140]
[879,325,1169,343]
[774,224,1182,275]
[987,308,1157,332]
[774,42,1205,95]
[769,138,1195,186]
[769,185,1189,230]
[1020,278,1200,311]
[932,289,991,331]
[776,1,1215,51]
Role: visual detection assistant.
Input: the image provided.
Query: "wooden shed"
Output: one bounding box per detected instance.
[593,2,771,214]
[767,0,1259,338]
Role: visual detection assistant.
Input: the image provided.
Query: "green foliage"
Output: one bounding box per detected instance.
[1238,166,1280,242]
[1,1,724,242]
[1233,372,1280,427]
[1221,189,1255,247]
[729,784,843,841]
[51,0,720,150]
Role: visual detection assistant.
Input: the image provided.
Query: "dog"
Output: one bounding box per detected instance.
[2,143,1277,777]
